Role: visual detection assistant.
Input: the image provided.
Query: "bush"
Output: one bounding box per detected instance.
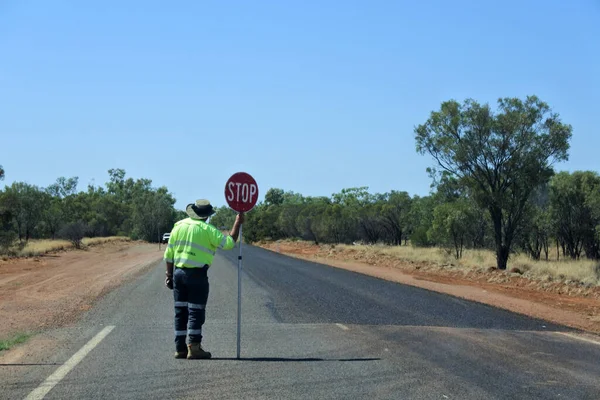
[410,226,432,247]
[59,221,88,249]
[0,231,17,255]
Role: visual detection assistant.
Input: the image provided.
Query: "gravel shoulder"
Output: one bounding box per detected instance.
[0,241,163,361]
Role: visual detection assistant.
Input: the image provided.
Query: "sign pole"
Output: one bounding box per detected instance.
[224,171,258,362]
[236,222,243,360]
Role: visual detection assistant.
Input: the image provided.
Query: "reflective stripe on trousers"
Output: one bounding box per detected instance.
[173,267,209,351]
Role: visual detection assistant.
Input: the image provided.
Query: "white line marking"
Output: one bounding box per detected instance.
[335,323,349,331]
[555,332,600,347]
[25,326,115,400]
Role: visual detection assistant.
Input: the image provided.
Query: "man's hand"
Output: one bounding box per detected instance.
[230,213,245,242]
[236,213,245,224]
[165,262,174,289]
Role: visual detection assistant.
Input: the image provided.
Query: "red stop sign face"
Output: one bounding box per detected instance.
[225,172,259,213]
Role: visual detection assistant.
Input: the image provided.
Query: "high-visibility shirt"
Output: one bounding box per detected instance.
[164,218,236,268]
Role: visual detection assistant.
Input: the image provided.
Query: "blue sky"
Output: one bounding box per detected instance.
[1,0,598,210]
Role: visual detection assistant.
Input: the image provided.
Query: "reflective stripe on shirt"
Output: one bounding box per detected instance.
[169,240,215,256]
[173,257,206,268]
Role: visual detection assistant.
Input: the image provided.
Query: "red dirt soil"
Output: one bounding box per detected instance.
[0,241,163,340]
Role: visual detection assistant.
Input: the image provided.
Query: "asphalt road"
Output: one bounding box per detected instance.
[2,244,600,399]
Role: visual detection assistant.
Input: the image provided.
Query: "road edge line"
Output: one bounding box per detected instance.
[24,325,116,400]
[554,332,600,347]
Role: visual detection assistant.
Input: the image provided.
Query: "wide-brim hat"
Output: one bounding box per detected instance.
[186,199,216,220]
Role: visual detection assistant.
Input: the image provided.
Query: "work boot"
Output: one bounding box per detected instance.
[174,350,187,359]
[187,343,211,359]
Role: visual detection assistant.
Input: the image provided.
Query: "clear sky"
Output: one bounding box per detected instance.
[1,0,598,210]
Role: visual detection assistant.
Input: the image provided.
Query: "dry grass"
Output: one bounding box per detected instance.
[83,236,131,246]
[512,256,599,286]
[335,244,600,286]
[9,236,130,257]
[17,239,72,257]
[337,244,460,265]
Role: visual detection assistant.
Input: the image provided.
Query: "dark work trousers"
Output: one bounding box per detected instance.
[173,266,209,351]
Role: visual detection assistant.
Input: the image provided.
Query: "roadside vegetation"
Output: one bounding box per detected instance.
[0,168,185,256]
[211,96,600,278]
[341,244,599,284]
[2,236,131,258]
[0,333,31,352]
[267,241,600,287]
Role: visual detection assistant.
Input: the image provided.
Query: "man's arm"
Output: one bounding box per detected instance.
[164,229,176,289]
[229,213,245,242]
[212,213,245,251]
[165,261,174,290]
[209,213,245,252]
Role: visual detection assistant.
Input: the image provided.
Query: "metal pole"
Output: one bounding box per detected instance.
[236,223,243,359]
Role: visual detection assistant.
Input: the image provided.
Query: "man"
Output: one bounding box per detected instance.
[164,199,244,359]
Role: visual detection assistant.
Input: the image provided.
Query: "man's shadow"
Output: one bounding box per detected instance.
[206,357,380,362]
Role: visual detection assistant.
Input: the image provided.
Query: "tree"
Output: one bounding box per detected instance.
[41,177,79,239]
[415,95,572,269]
[277,203,302,238]
[429,200,477,259]
[0,164,4,180]
[550,171,600,260]
[408,195,436,247]
[0,169,185,250]
[321,203,358,244]
[4,182,46,241]
[131,186,176,242]
[332,187,371,207]
[264,188,285,206]
[518,184,552,260]
[282,191,305,204]
[210,206,237,229]
[106,168,127,198]
[0,189,17,252]
[380,191,412,245]
[357,202,384,244]
[46,176,79,198]
[295,198,330,244]
[42,192,64,239]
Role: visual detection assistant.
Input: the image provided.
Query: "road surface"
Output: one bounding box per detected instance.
[1,245,599,399]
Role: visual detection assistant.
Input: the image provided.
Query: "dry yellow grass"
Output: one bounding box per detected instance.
[336,244,600,286]
[11,236,130,257]
[512,256,599,286]
[83,236,130,246]
[337,244,459,265]
[17,239,72,257]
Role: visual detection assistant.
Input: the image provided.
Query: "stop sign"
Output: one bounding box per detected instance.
[225,172,259,213]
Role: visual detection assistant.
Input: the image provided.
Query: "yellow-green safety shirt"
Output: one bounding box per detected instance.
[164,218,236,268]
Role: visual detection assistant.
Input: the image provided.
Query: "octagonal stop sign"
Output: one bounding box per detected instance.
[225,172,259,213]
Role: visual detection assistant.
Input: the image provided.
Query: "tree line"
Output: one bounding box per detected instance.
[0,168,184,251]
[211,96,599,270]
[2,95,597,270]
[211,172,599,262]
